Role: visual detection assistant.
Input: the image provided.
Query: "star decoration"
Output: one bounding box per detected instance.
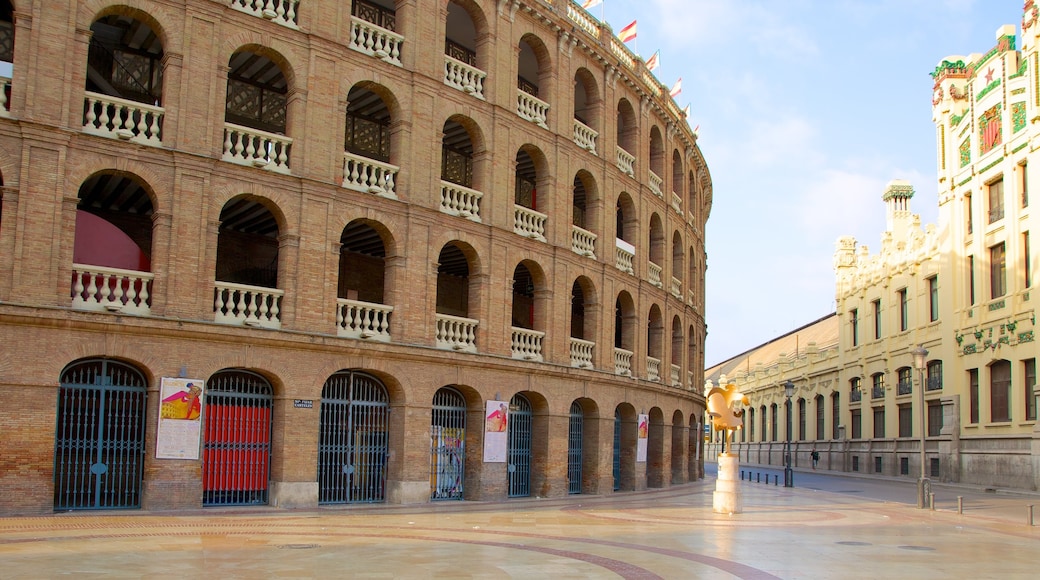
[985,67,994,83]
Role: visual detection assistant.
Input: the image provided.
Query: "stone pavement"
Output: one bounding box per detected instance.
[1,471,1038,579]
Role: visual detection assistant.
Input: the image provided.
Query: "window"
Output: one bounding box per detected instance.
[850,308,859,346]
[926,360,943,391]
[1022,162,1030,208]
[990,243,1006,299]
[898,404,912,437]
[770,403,778,441]
[968,255,976,306]
[897,367,912,395]
[850,408,862,439]
[760,405,767,441]
[900,457,909,475]
[852,455,860,471]
[816,395,825,440]
[871,372,885,399]
[1025,231,1032,289]
[872,299,882,339]
[927,400,943,436]
[928,275,939,321]
[850,377,862,402]
[874,456,883,473]
[832,393,841,439]
[748,408,754,442]
[966,192,974,235]
[968,368,979,424]
[797,399,806,440]
[990,360,1011,422]
[898,288,908,332]
[987,178,1004,223]
[873,406,885,438]
[1026,359,1037,421]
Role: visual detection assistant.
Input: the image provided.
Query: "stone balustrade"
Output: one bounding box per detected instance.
[615,146,635,176]
[444,55,486,99]
[671,364,681,388]
[511,327,544,361]
[569,337,594,368]
[572,119,597,153]
[222,122,292,174]
[83,91,163,146]
[348,15,403,66]
[435,313,478,352]
[0,76,10,117]
[672,191,682,214]
[440,181,483,221]
[670,276,682,299]
[571,225,597,258]
[516,89,549,128]
[229,0,299,28]
[513,205,547,241]
[566,3,599,36]
[336,298,393,342]
[71,264,153,316]
[614,347,633,376]
[647,356,661,382]
[214,281,283,329]
[615,239,635,275]
[648,170,663,198]
[648,262,662,288]
[342,151,398,198]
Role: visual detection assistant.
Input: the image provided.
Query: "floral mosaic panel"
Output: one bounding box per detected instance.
[1012,101,1026,133]
[978,104,1002,155]
[959,137,971,167]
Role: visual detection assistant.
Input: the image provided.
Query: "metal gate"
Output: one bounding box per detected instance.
[54,358,147,511]
[431,387,466,500]
[507,393,532,497]
[203,369,273,506]
[613,409,622,491]
[567,401,583,494]
[318,370,389,504]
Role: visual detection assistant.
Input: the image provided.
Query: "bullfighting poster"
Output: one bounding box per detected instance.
[156,377,205,460]
[636,413,649,462]
[482,400,509,462]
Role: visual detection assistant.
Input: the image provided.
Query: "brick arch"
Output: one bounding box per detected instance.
[79,1,182,54]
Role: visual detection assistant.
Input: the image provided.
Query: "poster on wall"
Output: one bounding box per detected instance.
[482,400,509,462]
[636,413,649,462]
[156,377,205,460]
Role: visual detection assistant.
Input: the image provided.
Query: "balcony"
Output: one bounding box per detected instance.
[214,281,283,329]
[671,192,682,215]
[926,376,943,391]
[229,0,299,29]
[0,76,9,117]
[222,122,292,174]
[671,364,681,388]
[342,152,398,199]
[615,239,635,275]
[83,91,163,146]
[511,327,544,361]
[615,147,635,176]
[516,89,549,128]
[871,386,885,400]
[435,313,478,353]
[647,170,663,199]
[71,264,153,316]
[670,276,682,299]
[570,225,597,258]
[513,205,547,242]
[348,15,403,66]
[439,181,483,222]
[647,262,663,288]
[850,389,862,402]
[569,337,594,368]
[688,288,696,307]
[572,119,597,153]
[443,55,486,99]
[614,347,633,376]
[646,356,661,382]
[336,298,392,342]
[896,380,913,396]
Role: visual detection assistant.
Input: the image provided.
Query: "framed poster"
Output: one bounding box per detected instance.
[156,377,205,460]
[482,400,509,462]
[636,413,648,462]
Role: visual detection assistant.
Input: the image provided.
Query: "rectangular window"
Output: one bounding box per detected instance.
[990,360,1012,422]
[771,404,778,441]
[1026,359,1037,421]
[966,192,974,235]
[898,404,912,437]
[872,373,885,399]
[990,243,1007,299]
[832,394,841,439]
[851,408,862,439]
[760,406,767,441]
[897,367,913,395]
[1025,231,1032,289]
[874,456,883,473]
[900,457,909,475]
[928,276,939,322]
[850,308,859,346]
[873,406,885,438]
[987,178,1005,223]
[969,368,980,424]
[898,288,908,332]
[816,398,825,440]
[968,255,976,306]
[927,400,943,436]
[798,400,806,440]
[852,455,860,471]
[926,361,943,391]
[873,299,882,339]
[1022,162,1029,208]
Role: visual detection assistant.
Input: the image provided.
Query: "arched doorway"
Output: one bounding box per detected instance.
[612,408,622,491]
[568,401,583,494]
[203,369,273,506]
[318,370,390,504]
[431,386,466,500]
[507,393,532,497]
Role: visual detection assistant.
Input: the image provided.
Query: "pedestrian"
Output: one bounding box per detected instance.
[811,448,820,469]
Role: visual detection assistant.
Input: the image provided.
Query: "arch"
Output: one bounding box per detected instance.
[338,218,391,305]
[317,370,391,504]
[671,410,685,484]
[511,259,547,332]
[648,213,664,268]
[647,304,664,374]
[572,170,598,233]
[687,323,697,385]
[648,126,664,178]
[671,149,683,198]
[441,115,485,190]
[670,316,683,383]
[573,67,600,132]
[75,170,156,269]
[616,98,637,154]
[514,144,548,211]
[687,169,697,219]
[671,230,684,285]
[226,45,292,135]
[203,368,274,506]
[344,81,397,163]
[614,290,636,353]
[647,407,665,488]
[431,385,467,500]
[86,11,165,105]
[215,195,282,289]
[688,411,701,481]
[615,191,636,243]
[570,275,597,341]
[445,0,487,68]
[517,33,551,98]
[613,402,638,491]
[507,392,533,497]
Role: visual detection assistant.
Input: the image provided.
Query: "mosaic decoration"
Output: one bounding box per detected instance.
[977,78,1001,101]
[959,137,971,167]
[978,104,1002,155]
[1013,102,1027,133]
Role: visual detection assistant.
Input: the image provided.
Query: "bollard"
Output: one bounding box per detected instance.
[1028,505,1034,526]
[756,473,760,483]
[741,470,745,481]
[957,496,963,514]
[774,474,778,486]
[929,493,935,511]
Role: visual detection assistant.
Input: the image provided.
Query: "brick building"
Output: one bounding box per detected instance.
[0,0,710,513]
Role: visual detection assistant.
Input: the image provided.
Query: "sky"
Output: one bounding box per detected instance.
[583,0,1022,366]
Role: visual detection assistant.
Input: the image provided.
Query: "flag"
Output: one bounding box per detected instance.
[682,104,690,117]
[618,20,637,43]
[669,77,682,98]
[645,50,660,72]
[581,0,602,9]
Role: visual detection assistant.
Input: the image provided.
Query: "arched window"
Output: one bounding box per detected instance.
[223,48,292,172]
[337,220,393,341]
[214,196,283,328]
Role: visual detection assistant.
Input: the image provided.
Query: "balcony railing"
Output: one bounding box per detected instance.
[926,376,943,391]
[336,298,392,342]
[571,225,596,258]
[670,276,682,299]
[516,89,549,128]
[71,264,153,316]
[850,388,862,402]
[615,239,635,275]
[615,147,635,176]
[0,76,9,117]
[646,356,661,382]
[222,122,292,174]
[567,2,599,36]
[440,181,483,222]
[511,327,544,361]
[444,55,486,99]
[671,191,682,215]
[342,151,398,198]
[648,262,663,288]
[83,91,163,146]
[435,313,478,352]
[229,0,299,28]
[688,288,696,307]
[871,386,885,399]
[569,337,594,368]
[648,170,663,198]
[214,281,283,329]
[348,15,403,66]
[671,364,681,388]
[513,205,547,241]
[573,119,597,153]
[896,380,913,396]
[614,347,633,376]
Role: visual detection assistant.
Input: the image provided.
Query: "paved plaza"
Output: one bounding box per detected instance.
[1,466,1038,579]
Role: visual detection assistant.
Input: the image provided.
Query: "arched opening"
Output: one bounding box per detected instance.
[687,324,697,387]
[648,213,664,286]
[203,369,274,506]
[671,149,683,200]
[570,276,595,368]
[571,171,597,258]
[613,403,637,491]
[514,145,547,241]
[567,400,584,494]
[318,370,390,504]
[671,410,685,484]
[614,291,635,375]
[647,304,664,382]
[648,126,664,196]
[214,196,283,328]
[507,392,532,497]
[431,386,467,500]
[224,48,291,171]
[616,98,637,154]
[516,34,549,127]
[441,117,476,188]
[647,408,665,488]
[511,261,545,361]
[670,316,683,387]
[615,192,636,274]
[444,1,486,97]
[671,230,684,293]
[573,67,600,152]
[514,148,538,210]
[435,242,479,352]
[342,83,397,196]
[337,220,392,341]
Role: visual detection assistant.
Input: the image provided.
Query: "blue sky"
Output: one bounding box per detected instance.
[585,0,1020,365]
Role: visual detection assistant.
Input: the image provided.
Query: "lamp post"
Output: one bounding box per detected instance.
[783,380,795,487]
[912,345,929,508]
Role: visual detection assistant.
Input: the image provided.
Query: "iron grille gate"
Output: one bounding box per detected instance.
[613,409,622,491]
[507,394,532,497]
[318,371,389,504]
[203,370,273,506]
[54,359,147,511]
[567,402,583,494]
[431,387,466,500]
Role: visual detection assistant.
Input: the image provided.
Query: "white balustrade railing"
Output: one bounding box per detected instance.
[229,0,299,28]
[616,146,635,176]
[0,76,11,117]
[570,337,595,368]
[342,151,398,198]
[671,364,682,388]
[672,192,682,214]
[71,264,153,316]
[572,119,598,153]
[567,3,600,36]
[688,371,695,389]
[516,89,549,128]
[214,281,283,329]
[614,347,633,376]
[511,326,545,361]
[571,225,597,258]
[615,239,635,275]
[444,55,486,99]
[642,72,662,96]
[336,298,393,342]
[610,39,635,69]
[648,170,663,198]
[648,262,663,288]
[513,205,547,242]
[435,313,478,352]
[670,276,682,299]
[83,91,163,146]
[440,181,483,222]
[222,122,292,174]
[688,288,696,307]
[647,356,661,382]
[349,16,403,66]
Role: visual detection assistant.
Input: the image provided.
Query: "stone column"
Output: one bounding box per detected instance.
[713,452,742,514]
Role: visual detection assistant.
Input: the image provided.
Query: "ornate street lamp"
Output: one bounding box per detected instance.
[783,380,795,487]
[912,345,930,508]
